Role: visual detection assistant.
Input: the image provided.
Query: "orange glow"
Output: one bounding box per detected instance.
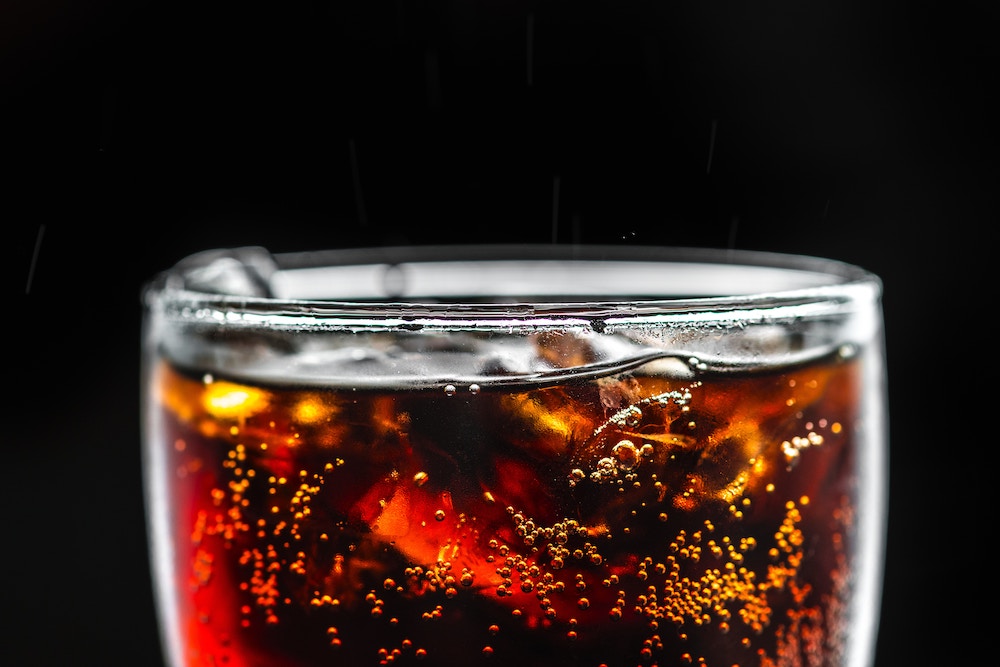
[203,382,269,420]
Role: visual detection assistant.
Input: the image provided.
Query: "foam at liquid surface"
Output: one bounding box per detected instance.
[157,322,847,390]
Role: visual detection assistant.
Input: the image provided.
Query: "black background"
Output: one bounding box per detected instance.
[3,1,995,665]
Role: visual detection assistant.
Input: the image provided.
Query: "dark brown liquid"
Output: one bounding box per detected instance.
[148,351,863,667]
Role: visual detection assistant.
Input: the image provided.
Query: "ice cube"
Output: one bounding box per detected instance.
[174,246,279,298]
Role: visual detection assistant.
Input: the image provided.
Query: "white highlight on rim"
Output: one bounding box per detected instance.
[269,260,842,301]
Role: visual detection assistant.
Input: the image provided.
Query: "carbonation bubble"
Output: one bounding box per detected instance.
[444,385,457,396]
[469,384,481,395]
[612,440,640,469]
[591,458,617,482]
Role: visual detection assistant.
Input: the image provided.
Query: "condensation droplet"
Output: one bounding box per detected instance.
[444,385,457,396]
[469,384,481,395]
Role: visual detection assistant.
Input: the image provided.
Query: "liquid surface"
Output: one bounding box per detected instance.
[146,344,866,667]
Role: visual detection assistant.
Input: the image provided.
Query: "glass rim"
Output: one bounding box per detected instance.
[143,244,882,326]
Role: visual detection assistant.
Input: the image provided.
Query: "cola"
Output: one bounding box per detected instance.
[145,337,870,667]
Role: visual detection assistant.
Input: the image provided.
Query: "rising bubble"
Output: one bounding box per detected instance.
[612,440,640,470]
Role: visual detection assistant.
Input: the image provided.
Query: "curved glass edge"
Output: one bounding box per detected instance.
[846,307,889,667]
[143,245,883,328]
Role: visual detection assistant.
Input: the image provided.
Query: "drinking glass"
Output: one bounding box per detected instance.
[141,244,887,667]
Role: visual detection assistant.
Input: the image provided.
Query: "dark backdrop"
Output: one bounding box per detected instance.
[4,1,994,665]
